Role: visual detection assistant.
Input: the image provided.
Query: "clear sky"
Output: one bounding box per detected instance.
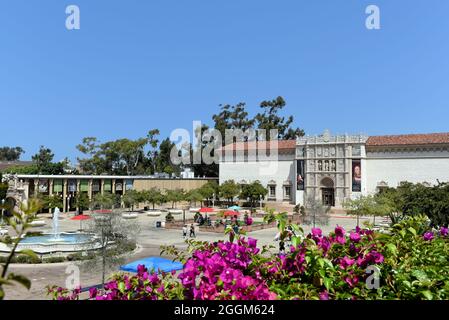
[1,0,448,162]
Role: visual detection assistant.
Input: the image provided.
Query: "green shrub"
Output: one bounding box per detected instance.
[43,256,66,264]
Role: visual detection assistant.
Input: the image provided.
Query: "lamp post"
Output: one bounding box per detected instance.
[212,193,215,208]
[67,194,71,213]
[1,199,5,225]
[259,195,263,210]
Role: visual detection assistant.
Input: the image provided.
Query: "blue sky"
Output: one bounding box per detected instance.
[1,0,448,162]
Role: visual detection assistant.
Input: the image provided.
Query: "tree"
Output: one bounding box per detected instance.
[185,189,203,208]
[219,180,241,206]
[255,96,305,140]
[155,138,181,175]
[303,196,330,228]
[40,194,63,213]
[212,103,255,141]
[91,193,118,211]
[342,195,392,226]
[141,188,163,210]
[198,181,219,206]
[32,146,55,174]
[122,190,141,212]
[0,147,24,161]
[74,193,90,212]
[166,189,185,209]
[145,129,160,175]
[240,182,268,209]
[81,211,140,288]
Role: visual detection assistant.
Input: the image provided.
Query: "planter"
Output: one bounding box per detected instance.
[168,209,183,215]
[30,220,46,227]
[122,213,138,219]
[146,210,163,217]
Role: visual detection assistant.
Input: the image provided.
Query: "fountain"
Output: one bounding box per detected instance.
[52,207,61,240]
[0,207,98,256]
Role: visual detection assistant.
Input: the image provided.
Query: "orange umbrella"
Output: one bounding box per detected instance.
[199,207,214,213]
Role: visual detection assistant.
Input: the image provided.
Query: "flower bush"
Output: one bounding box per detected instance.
[49,215,449,300]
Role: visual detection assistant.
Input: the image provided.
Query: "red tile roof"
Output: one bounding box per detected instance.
[219,140,296,152]
[366,133,449,147]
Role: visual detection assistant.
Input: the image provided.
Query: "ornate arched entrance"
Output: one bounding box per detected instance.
[320,177,335,207]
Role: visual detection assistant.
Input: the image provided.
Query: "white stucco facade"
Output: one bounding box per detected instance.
[366,148,449,194]
[219,131,449,208]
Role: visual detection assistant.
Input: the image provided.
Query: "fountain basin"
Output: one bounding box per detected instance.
[0,232,100,255]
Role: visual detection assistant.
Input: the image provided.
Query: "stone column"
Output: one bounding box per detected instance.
[34,180,39,197]
[63,179,68,213]
[49,179,54,196]
[112,179,116,194]
[101,179,105,195]
[76,180,81,212]
[88,179,93,201]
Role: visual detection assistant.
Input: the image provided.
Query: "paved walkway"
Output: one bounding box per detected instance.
[3,211,372,300]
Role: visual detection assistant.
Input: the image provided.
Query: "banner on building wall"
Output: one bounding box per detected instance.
[104,180,112,192]
[352,160,362,192]
[125,180,134,191]
[53,180,63,193]
[68,180,77,193]
[80,180,89,192]
[38,179,48,193]
[115,182,123,191]
[297,160,305,191]
[92,181,100,192]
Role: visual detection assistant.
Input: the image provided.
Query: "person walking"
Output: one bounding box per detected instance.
[189,224,196,238]
[182,225,188,239]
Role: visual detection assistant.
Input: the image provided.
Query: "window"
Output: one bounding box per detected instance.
[331,160,336,171]
[268,185,276,199]
[284,186,291,200]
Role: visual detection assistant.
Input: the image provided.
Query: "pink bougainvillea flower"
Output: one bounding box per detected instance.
[334,226,346,244]
[248,237,257,248]
[344,275,359,288]
[319,291,329,300]
[335,226,345,237]
[423,232,434,241]
[312,228,322,237]
[440,227,448,237]
[349,232,361,243]
[339,256,355,269]
[89,287,98,298]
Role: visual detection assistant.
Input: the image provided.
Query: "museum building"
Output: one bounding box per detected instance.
[219,131,449,208]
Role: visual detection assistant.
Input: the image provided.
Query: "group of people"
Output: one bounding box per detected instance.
[182,224,196,238]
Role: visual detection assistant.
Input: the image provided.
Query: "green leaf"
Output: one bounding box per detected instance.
[408,227,417,236]
[412,270,429,282]
[317,258,324,268]
[421,290,433,300]
[7,273,31,290]
[323,258,334,269]
[323,278,332,291]
[385,243,397,256]
[118,281,125,293]
[17,249,39,261]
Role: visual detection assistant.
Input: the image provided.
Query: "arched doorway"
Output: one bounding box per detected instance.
[320,177,335,207]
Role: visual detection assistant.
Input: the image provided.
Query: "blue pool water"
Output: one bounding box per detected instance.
[20,233,93,244]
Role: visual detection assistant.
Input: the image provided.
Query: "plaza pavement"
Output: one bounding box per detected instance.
[3,211,373,300]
